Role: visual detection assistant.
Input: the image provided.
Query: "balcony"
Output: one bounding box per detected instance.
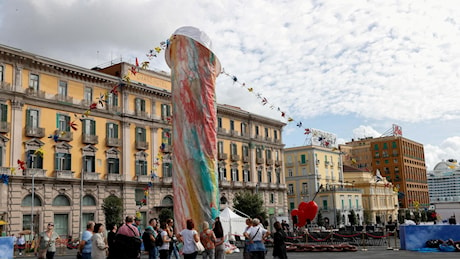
[83,172,100,181]
[135,110,149,118]
[218,153,227,160]
[136,174,151,183]
[0,81,11,90]
[266,158,273,165]
[24,168,47,177]
[258,182,268,189]
[219,179,231,188]
[25,126,45,138]
[241,132,250,138]
[230,130,239,137]
[244,182,257,188]
[232,181,244,188]
[135,141,149,150]
[217,128,227,134]
[269,183,277,189]
[161,144,172,153]
[107,173,122,182]
[54,170,74,179]
[82,134,98,144]
[106,137,122,147]
[106,104,121,113]
[26,88,46,98]
[0,121,10,133]
[230,154,240,162]
[162,177,173,185]
[0,167,10,174]
[55,130,73,142]
[277,183,286,190]
[256,157,264,164]
[81,99,92,107]
[55,94,73,103]
[242,155,249,163]
[275,160,282,167]
[264,136,272,142]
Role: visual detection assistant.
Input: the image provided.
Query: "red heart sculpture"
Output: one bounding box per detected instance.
[290,208,306,227]
[303,201,319,221]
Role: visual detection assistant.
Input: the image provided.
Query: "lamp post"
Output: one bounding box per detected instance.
[79,157,86,239]
[30,156,35,241]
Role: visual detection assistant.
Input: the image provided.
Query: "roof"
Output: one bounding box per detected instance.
[343,165,368,172]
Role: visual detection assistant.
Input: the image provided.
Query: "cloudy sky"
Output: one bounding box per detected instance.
[1,0,460,170]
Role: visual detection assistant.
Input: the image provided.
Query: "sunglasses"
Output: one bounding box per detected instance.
[48,224,54,226]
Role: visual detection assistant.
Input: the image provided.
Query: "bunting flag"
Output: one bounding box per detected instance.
[0,174,9,185]
[17,160,26,171]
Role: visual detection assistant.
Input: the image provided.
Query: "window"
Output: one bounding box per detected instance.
[55,153,71,171]
[302,182,308,194]
[136,127,146,142]
[267,171,272,183]
[83,155,95,173]
[230,143,237,155]
[135,189,145,205]
[218,141,224,155]
[300,154,306,164]
[107,92,118,106]
[162,129,171,145]
[106,123,119,138]
[290,202,295,210]
[383,143,388,149]
[322,200,328,210]
[276,169,281,183]
[257,169,262,182]
[21,194,42,206]
[270,193,275,204]
[161,104,171,119]
[242,145,249,157]
[218,165,226,180]
[240,123,247,136]
[84,87,92,102]
[0,104,7,123]
[256,148,262,159]
[23,214,39,234]
[58,80,67,97]
[266,149,272,160]
[54,214,68,237]
[53,195,70,206]
[29,73,39,91]
[162,162,172,177]
[0,146,2,167]
[26,150,43,169]
[255,126,259,136]
[83,195,96,206]
[135,159,147,176]
[81,213,94,233]
[218,117,222,129]
[231,168,239,181]
[265,127,269,138]
[26,109,39,128]
[288,169,293,177]
[288,184,294,195]
[392,141,397,149]
[135,98,146,112]
[107,158,120,174]
[230,120,234,131]
[0,65,3,81]
[374,144,379,150]
[274,130,278,140]
[83,119,96,135]
[243,169,250,182]
[57,114,70,132]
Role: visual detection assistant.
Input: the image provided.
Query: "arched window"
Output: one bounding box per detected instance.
[83,195,96,206]
[53,195,70,206]
[21,194,42,206]
[161,196,173,207]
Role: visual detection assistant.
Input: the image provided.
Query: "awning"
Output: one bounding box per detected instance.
[0,220,8,225]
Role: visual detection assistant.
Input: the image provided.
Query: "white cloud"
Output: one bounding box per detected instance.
[425,137,460,170]
[352,125,381,139]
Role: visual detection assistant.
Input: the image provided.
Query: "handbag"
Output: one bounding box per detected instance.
[247,227,266,252]
[38,233,53,259]
[194,240,205,253]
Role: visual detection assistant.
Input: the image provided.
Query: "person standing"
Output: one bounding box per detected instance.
[213,217,225,259]
[243,218,252,259]
[116,215,141,259]
[92,223,108,259]
[159,222,171,259]
[106,224,117,259]
[143,218,159,259]
[166,218,179,259]
[79,221,95,259]
[17,234,26,256]
[244,218,270,259]
[200,221,216,259]
[272,221,287,259]
[177,219,200,259]
[34,223,61,259]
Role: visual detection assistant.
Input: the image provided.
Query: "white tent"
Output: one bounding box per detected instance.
[220,207,248,239]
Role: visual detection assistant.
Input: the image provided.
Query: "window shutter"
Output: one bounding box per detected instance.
[25,109,31,127]
[114,124,118,138]
[106,123,109,138]
[65,115,70,131]
[135,160,140,176]
[0,104,7,122]
[114,159,119,174]
[66,154,71,171]
[90,120,96,135]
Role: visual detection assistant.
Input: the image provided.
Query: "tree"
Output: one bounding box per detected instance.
[102,195,123,227]
[349,210,357,226]
[158,208,174,224]
[233,191,267,221]
[363,210,372,225]
[316,210,324,227]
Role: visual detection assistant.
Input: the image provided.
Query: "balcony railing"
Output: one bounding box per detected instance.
[242,155,249,163]
[82,134,98,144]
[161,144,172,153]
[54,170,74,179]
[25,126,45,138]
[107,173,122,182]
[0,121,10,133]
[232,181,244,188]
[266,159,273,165]
[136,175,151,183]
[24,168,47,177]
[217,128,227,134]
[83,172,100,181]
[264,136,272,142]
[256,157,264,164]
[26,88,46,98]
[218,153,227,160]
[230,130,239,136]
[135,141,149,150]
[277,183,286,190]
[135,110,149,118]
[269,183,277,189]
[55,130,73,142]
[162,177,173,185]
[230,154,240,162]
[219,179,231,188]
[0,167,10,174]
[55,94,73,103]
[0,81,11,90]
[275,160,282,166]
[244,182,257,188]
[106,137,122,147]
[106,104,121,113]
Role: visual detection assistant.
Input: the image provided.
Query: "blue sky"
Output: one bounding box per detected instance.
[2,0,460,170]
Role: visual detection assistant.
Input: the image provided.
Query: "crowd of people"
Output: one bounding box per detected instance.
[20,214,288,259]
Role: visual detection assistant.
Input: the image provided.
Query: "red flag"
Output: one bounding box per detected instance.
[135,57,139,67]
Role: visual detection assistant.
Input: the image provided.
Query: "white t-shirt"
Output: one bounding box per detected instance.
[180,229,198,254]
[246,226,267,241]
[159,230,170,250]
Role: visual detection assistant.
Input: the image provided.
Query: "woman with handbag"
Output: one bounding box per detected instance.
[212,218,225,259]
[177,219,201,259]
[91,223,108,259]
[244,218,270,259]
[200,221,216,259]
[34,223,60,259]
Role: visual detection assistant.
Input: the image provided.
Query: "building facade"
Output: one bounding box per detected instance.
[343,165,398,225]
[284,145,363,227]
[341,136,429,209]
[0,44,287,238]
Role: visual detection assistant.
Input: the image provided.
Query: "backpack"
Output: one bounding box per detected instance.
[142,229,155,251]
[155,230,163,247]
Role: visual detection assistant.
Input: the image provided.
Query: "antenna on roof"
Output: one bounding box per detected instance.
[380,124,403,137]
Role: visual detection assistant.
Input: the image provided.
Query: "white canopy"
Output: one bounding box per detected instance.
[220,207,248,239]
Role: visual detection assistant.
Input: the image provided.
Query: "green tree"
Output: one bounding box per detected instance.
[159,208,174,224]
[316,210,324,227]
[102,195,123,227]
[363,210,372,225]
[233,191,267,221]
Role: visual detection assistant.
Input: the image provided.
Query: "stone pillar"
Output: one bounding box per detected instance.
[10,99,23,173]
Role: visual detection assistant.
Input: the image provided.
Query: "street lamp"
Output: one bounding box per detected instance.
[30,156,35,241]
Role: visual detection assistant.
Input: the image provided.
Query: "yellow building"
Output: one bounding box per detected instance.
[343,165,399,225]
[0,44,287,238]
[285,145,363,227]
